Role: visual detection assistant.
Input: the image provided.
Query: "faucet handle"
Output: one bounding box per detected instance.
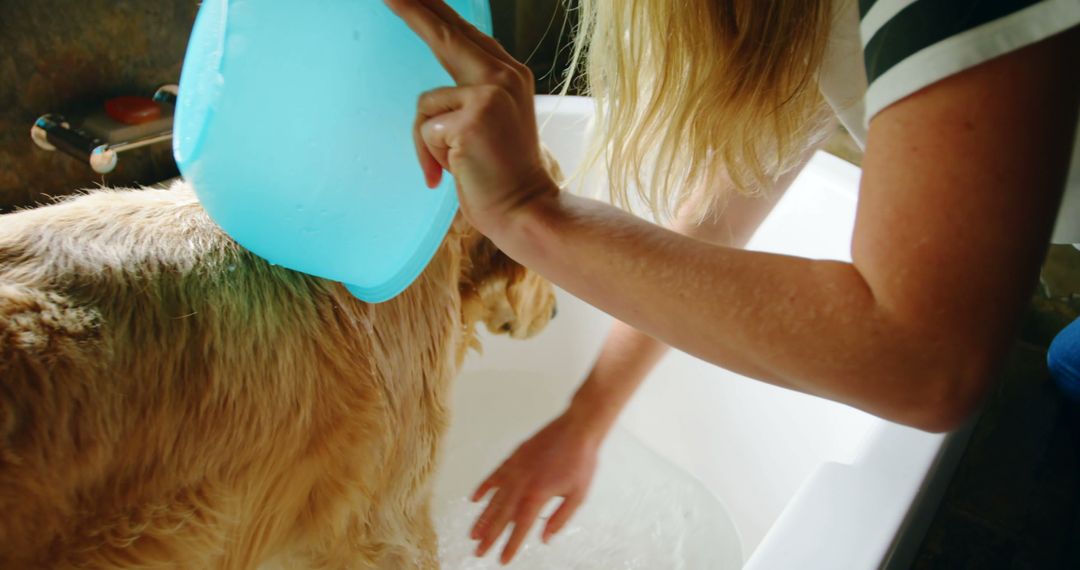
[29,84,177,174]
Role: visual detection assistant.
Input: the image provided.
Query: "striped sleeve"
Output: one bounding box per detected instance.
[859,0,1080,122]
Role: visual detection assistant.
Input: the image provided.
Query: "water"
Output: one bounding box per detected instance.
[434,371,743,569]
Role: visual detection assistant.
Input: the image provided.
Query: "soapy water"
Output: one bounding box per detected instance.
[434,371,743,569]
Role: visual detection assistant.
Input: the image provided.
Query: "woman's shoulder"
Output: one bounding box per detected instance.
[858,0,1080,122]
[819,0,1078,147]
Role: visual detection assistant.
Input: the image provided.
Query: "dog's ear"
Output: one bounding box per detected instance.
[458,234,555,340]
[467,238,521,286]
[448,210,473,239]
[459,235,524,326]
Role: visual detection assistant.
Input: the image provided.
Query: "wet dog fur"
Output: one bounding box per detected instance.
[0,172,557,569]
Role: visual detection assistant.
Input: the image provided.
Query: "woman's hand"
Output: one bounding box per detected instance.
[384,0,557,236]
[469,409,603,564]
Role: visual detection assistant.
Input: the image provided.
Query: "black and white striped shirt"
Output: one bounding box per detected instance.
[819,0,1080,242]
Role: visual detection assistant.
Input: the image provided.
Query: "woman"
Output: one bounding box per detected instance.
[386,0,1080,563]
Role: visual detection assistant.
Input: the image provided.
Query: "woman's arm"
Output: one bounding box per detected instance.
[570,155,811,435]
[495,27,1079,432]
[387,0,1077,431]
[467,164,807,563]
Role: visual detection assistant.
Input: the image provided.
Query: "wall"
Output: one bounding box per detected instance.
[0,2,197,211]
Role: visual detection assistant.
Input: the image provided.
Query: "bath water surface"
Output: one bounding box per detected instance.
[435,370,743,569]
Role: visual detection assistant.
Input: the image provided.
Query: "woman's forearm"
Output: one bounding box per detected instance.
[565,150,822,434]
[525,30,1078,433]
[495,189,995,432]
[391,0,1076,434]
[567,321,669,434]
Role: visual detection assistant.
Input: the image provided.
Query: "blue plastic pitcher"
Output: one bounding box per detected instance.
[174,0,493,302]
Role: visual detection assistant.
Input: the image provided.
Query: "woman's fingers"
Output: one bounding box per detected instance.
[500,495,547,564]
[414,0,519,66]
[475,488,521,557]
[415,85,519,180]
[414,86,470,183]
[413,85,471,187]
[470,480,510,540]
[383,0,505,85]
[472,471,499,503]
[387,0,545,234]
[469,471,502,542]
[471,491,498,541]
[412,117,443,188]
[542,492,584,543]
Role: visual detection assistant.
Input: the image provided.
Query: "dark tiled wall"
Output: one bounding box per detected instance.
[0,1,572,211]
[496,1,579,95]
[0,2,198,211]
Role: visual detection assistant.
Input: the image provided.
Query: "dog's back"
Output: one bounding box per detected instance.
[0,183,471,568]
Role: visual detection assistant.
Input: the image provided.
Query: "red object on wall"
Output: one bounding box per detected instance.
[104,96,162,125]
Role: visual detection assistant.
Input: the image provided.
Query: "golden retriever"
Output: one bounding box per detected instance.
[0,175,556,569]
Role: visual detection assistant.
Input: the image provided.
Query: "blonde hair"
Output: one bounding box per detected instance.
[565,0,834,221]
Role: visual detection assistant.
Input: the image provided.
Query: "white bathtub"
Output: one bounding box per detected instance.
[433,96,970,569]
